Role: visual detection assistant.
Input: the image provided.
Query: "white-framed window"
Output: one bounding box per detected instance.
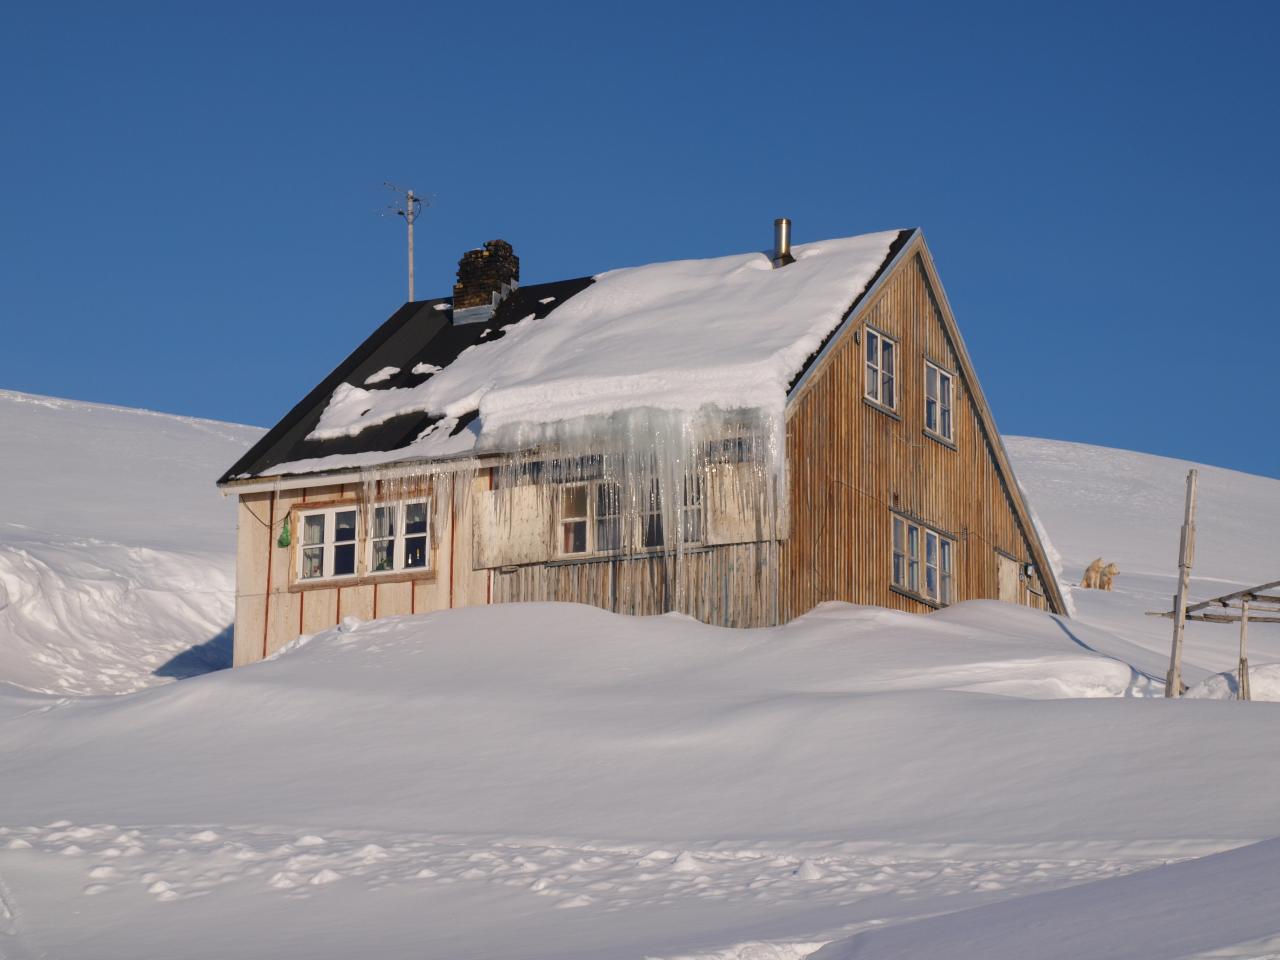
[865,327,897,409]
[639,476,704,550]
[559,481,623,556]
[679,473,705,545]
[369,500,431,574]
[924,361,955,442]
[892,514,953,604]
[298,505,359,581]
[555,476,703,557]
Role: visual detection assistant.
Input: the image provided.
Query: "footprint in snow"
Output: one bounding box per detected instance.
[670,851,703,873]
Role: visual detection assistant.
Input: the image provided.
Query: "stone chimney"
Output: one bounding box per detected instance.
[452,240,519,322]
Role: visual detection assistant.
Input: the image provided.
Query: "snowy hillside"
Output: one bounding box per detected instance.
[1007,435,1280,685]
[2,393,1280,958]
[0,390,262,694]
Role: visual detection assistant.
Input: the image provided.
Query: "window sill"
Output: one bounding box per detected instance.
[540,544,713,568]
[889,584,945,610]
[289,568,438,592]
[862,397,901,421]
[924,429,958,452]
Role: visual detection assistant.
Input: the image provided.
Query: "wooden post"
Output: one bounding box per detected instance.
[1239,598,1251,701]
[1165,469,1197,698]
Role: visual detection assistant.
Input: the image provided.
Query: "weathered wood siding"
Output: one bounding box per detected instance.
[780,251,1052,619]
[491,541,779,627]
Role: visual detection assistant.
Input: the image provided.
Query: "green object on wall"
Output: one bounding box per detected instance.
[277,515,291,548]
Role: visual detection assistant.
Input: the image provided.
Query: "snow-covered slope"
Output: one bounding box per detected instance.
[3,392,1280,958]
[0,390,262,694]
[1007,435,1280,684]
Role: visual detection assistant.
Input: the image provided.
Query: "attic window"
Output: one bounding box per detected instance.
[924,361,955,443]
[865,328,897,409]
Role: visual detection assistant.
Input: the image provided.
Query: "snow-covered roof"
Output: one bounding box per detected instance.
[220,230,910,482]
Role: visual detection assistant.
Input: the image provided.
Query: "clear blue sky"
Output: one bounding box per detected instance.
[3,2,1277,477]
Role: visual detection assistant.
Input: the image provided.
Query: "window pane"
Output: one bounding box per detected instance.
[334,542,355,576]
[373,505,396,540]
[926,532,938,566]
[335,510,357,543]
[893,517,904,551]
[941,408,952,440]
[595,517,622,552]
[907,525,918,560]
[562,485,587,520]
[893,551,904,586]
[596,482,620,519]
[882,370,894,408]
[371,539,394,572]
[302,546,324,579]
[681,506,702,543]
[940,539,952,573]
[882,339,894,375]
[404,535,428,568]
[405,501,428,535]
[866,364,879,400]
[926,564,938,599]
[925,396,937,432]
[562,520,586,554]
[926,365,938,400]
[941,373,952,407]
[866,330,878,364]
[941,571,952,605]
[302,514,325,546]
[908,558,919,593]
[643,513,664,548]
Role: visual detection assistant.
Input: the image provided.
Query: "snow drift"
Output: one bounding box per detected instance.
[0,390,262,694]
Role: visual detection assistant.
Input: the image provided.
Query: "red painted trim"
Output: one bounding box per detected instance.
[261,492,275,661]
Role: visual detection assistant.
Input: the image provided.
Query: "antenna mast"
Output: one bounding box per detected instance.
[383,182,427,302]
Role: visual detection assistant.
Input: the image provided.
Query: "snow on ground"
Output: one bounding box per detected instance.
[0,390,262,694]
[1,601,1279,958]
[3,393,1280,957]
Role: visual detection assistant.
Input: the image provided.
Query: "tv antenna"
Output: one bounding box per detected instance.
[383,182,430,302]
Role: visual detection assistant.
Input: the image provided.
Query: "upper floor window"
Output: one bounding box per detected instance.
[892,514,953,605]
[924,361,955,442]
[865,328,896,409]
[298,506,358,581]
[370,500,431,574]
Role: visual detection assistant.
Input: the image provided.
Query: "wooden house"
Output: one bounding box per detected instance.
[218,224,1067,665]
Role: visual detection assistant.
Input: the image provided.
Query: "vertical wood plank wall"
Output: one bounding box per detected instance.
[779,253,1050,619]
[491,541,780,628]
